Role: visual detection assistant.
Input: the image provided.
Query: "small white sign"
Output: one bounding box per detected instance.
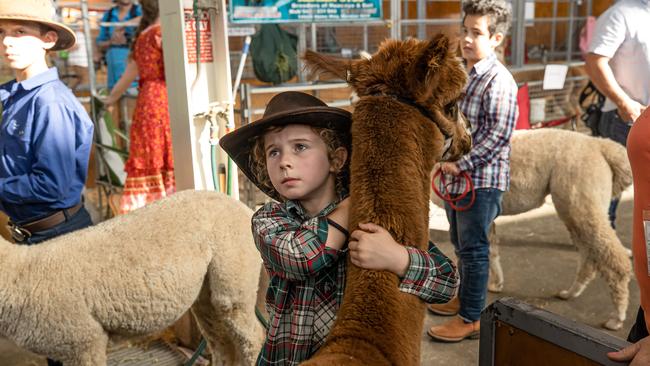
[525,1,535,27]
[542,64,569,90]
[228,27,256,37]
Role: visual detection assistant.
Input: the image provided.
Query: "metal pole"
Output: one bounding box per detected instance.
[391,0,401,40]
[417,0,426,40]
[363,23,368,52]
[79,0,96,111]
[298,24,307,82]
[550,0,558,59]
[242,82,254,208]
[311,23,317,51]
[567,0,575,62]
[513,0,526,67]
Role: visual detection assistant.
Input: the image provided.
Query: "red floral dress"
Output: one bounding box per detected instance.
[119,24,175,214]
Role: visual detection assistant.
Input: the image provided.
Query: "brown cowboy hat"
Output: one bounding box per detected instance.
[0,0,76,51]
[220,91,352,201]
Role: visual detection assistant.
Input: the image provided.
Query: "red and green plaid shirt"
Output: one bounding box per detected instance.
[252,199,459,365]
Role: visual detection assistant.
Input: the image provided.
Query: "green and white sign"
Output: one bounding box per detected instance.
[230,0,382,24]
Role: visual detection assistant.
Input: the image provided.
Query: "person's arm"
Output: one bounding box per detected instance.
[104,59,138,105]
[348,223,459,303]
[398,241,459,304]
[0,103,83,204]
[585,53,644,122]
[455,75,518,173]
[585,5,645,122]
[252,201,347,281]
[607,336,650,365]
[96,10,112,51]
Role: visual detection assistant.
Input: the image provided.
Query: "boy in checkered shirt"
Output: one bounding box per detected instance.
[220,91,459,365]
[428,0,518,343]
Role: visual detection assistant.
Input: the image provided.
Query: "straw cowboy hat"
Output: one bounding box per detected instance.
[220,91,352,201]
[0,0,76,51]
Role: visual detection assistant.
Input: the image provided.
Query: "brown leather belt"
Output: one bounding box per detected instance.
[11,202,83,235]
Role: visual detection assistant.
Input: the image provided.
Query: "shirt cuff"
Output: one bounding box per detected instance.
[455,156,473,172]
[319,216,346,256]
[399,247,429,286]
[589,45,616,58]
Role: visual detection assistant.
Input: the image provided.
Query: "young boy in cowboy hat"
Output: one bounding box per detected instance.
[220,91,459,365]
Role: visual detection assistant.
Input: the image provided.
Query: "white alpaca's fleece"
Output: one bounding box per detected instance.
[0,190,264,365]
[433,129,632,330]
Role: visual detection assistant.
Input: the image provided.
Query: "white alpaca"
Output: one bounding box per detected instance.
[0,190,264,365]
[433,129,632,330]
[494,129,632,330]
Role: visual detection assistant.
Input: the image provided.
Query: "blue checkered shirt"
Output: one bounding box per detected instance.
[440,53,518,194]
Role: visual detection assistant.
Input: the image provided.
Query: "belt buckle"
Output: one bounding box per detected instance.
[8,222,31,242]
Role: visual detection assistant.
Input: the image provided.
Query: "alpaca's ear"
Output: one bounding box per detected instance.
[417,33,450,75]
[303,50,352,82]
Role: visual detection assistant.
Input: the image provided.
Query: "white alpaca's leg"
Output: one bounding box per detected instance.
[58,333,109,366]
[192,285,236,365]
[557,255,596,300]
[487,224,503,293]
[599,246,631,331]
[488,245,503,293]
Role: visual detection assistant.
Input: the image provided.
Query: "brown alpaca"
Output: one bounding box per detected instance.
[301,35,471,365]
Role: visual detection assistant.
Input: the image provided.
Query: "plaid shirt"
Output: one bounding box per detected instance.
[252,199,459,365]
[440,53,518,194]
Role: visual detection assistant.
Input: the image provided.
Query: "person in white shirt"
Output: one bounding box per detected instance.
[585,0,650,228]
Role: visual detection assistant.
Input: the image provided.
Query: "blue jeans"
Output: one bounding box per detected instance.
[14,206,92,366]
[444,188,503,322]
[599,110,631,228]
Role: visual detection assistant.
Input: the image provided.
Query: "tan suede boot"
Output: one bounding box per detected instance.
[427,296,460,316]
[427,316,480,342]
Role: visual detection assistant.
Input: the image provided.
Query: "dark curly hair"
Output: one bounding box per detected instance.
[462,0,512,36]
[130,0,159,54]
[250,125,350,201]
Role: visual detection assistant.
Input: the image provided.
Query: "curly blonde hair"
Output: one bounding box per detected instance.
[250,124,350,200]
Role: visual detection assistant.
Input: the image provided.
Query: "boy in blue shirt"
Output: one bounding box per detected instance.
[0,0,94,258]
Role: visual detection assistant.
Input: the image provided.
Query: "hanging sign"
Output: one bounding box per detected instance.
[185,9,214,63]
[230,0,382,24]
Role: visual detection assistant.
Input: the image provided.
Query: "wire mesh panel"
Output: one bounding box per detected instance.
[525,75,588,126]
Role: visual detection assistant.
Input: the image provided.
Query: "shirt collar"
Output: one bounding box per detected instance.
[0,67,59,102]
[285,199,338,220]
[472,52,497,76]
[19,67,60,91]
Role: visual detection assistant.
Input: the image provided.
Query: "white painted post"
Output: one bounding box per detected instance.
[159,0,238,198]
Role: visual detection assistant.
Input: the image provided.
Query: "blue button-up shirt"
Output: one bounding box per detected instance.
[0,68,94,223]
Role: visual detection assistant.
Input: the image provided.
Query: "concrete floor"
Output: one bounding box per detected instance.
[0,193,638,365]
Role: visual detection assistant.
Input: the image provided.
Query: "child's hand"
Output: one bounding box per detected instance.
[440,162,460,176]
[349,223,410,277]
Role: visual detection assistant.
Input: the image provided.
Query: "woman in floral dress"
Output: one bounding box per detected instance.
[104,0,175,213]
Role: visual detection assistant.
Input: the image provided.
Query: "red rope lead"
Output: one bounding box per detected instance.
[431,168,475,211]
